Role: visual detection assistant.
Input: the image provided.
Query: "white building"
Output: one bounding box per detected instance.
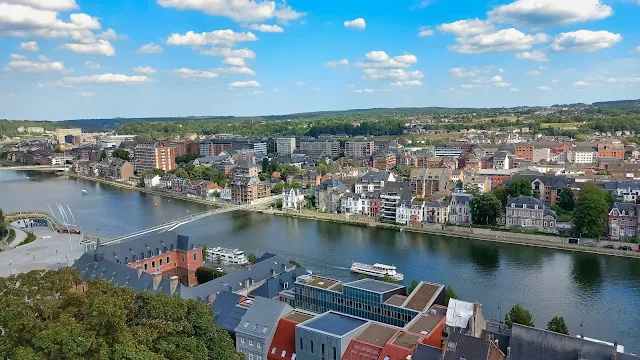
[355,172,396,194]
[144,175,161,188]
[396,200,424,225]
[341,193,373,216]
[448,193,473,225]
[424,201,449,224]
[207,247,248,265]
[380,182,413,223]
[50,155,74,166]
[568,148,596,164]
[282,188,305,210]
[532,148,550,163]
[276,137,296,155]
[220,187,232,201]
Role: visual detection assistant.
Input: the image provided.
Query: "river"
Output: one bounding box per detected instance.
[1,170,639,352]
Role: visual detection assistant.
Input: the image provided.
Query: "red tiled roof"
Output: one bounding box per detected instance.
[377,343,414,360]
[268,318,297,360]
[341,340,383,360]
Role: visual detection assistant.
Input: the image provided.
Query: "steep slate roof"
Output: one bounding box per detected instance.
[413,343,444,360]
[234,297,292,338]
[443,332,494,360]
[210,291,247,333]
[451,193,473,204]
[507,196,544,208]
[317,176,348,193]
[509,324,638,360]
[101,232,197,264]
[512,172,568,189]
[381,181,414,200]
[250,267,308,299]
[358,171,392,183]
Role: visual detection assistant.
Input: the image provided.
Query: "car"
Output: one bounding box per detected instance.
[581,241,597,247]
[215,267,224,272]
[603,244,615,249]
[636,248,640,253]
[618,246,632,251]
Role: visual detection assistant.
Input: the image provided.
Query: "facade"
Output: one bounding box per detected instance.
[229,160,271,204]
[448,193,473,225]
[396,200,425,225]
[372,151,397,171]
[424,201,449,224]
[344,141,374,158]
[512,171,568,206]
[604,182,640,203]
[315,177,349,213]
[235,297,293,360]
[515,144,534,161]
[298,140,340,158]
[608,202,637,239]
[282,188,305,210]
[380,181,413,223]
[199,140,234,157]
[598,141,625,160]
[354,171,396,194]
[478,169,511,190]
[341,193,373,216]
[55,128,82,143]
[505,196,557,230]
[101,158,134,181]
[277,137,297,156]
[424,168,448,197]
[134,143,176,173]
[434,145,462,158]
[568,147,597,164]
[492,151,510,170]
[295,312,369,360]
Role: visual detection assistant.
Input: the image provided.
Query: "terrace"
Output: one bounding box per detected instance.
[403,281,444,312]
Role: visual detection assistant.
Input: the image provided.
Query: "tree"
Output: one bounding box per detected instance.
[111,149,131,161]
[272,182,286,195]
[318,162,329,176]
[444,285,458,306]
[289,259,301,268]
[507,179,533,198]
[505,304,534,327]
[463,184,481,198]
[0,208,7,238]
[470,193,503,226]
[247,253,258,264]
[358,274,368,280]
[175,152,203,164]
[381,275,397,283]
[393,165,413,178]
[492,186,508,207]
[407,280,420,294]
[573,183,609,238]
[141,168,166,178]
[276,164,300,182]
[557,188,575,212]
[547,316,569,335]
[261,157,270,173]
[100,150,107,161]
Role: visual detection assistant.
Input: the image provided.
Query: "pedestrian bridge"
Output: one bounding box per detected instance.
[0,165,69,171]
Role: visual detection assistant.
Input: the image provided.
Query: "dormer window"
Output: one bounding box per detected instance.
[523,204,527,209]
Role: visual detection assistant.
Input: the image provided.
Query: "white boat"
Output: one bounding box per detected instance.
[350,262,404,281]
[81,190,87,195]
[207,247,248,265]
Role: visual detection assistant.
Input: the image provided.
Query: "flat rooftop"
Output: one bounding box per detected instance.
[345,278,404,294]
[407,305,447,335]
[303,312,367,337]
[385,294,408,306]
[302,276,342,290]
[355,323,399,347]
[403,282,444,312]
[285,311,314,324]
[392,332,421,349]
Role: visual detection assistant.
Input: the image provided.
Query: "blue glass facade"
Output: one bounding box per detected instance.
[294,280,419,327]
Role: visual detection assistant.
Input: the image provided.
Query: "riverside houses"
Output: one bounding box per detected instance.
[235,297,293,360]
[608,202,637,239]
[282,188,305,210]
[505,196,557,230]
[448,193,473,225]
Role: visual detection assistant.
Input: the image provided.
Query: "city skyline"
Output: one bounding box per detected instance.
[1,0,639,120]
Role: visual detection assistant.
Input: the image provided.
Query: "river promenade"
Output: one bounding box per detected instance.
[65,172,640,258]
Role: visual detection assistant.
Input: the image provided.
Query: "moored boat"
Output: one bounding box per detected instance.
[350,262,403,281]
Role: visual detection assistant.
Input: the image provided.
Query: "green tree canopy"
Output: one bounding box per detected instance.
[547,316,569,335]
[407,280,420,294]
[0,268,242,360]
[247,253,258,264]
[557,188,575,212]
[507,179,533,198]
[492,186,508,207]
[505,304,534,327]
[111,149,131,161]
[444,285,458,306]
[175,152,204,164]
[470,192,503,226]
[572,183,609,238]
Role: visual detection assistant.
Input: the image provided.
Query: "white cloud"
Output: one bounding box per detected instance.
[156,0,304,23]
[200,47,256,58]
[526,70,541,75]
[5,0,78,11]
[325,59,349,68]
[229,80,260,88]
[76,91,94,96]
[471,75,511,88]
[417,29,434,38]
[460,84,474,89]
[173,68,218,79]
[574,81,589,86]
[355,51,418,69]
[437,18,494,37]
[488,0,613,29]
[346,84,355,88]
[499,68,505,73]
[63,39,115,56]
[515,50,548,62]
[354,88,375,93]
[575,76,640,86]
[223,57,246,67]
[363,68,424,81]
[537,86,551,91]
[449,66,493,78]
[215,66,255,75]
[20,41,38,51]
[248,24,284,33]
[390,80,423,87]
[636,46,640,53]
[137,43,163,54]
[252,90,262,94]
[63,73,151,84]
[98,28,124,40]
[134,66,156,74]
[10,53,27,60]
[84,60,100,69]
[365,51,389,62]
[449,28,549,54]
[344,18,366,30]
[296,81,305,85]
[5,58,65,72]
[37,54,48,61]
[552,79,559,84]
[167,30,258,47]
[551,30,622,53]
[510,87,519,92]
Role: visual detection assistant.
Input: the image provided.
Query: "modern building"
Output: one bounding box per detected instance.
[505,196,557,230]
[235,297,293,360]
[298,140,340,158]
[277,138,297,156]
[282,188,305,210]
[341,323,399,360]
[344,141,375,158]
[199,140,234,157]
[268,311,315,360]
[434,145,462,158]
[355,171,396,194]
[133,143,176,173]
[448,193,473,225]
[295,312,369,360]
[380,181,414,223]
[568,146,597,164]
[55,128,82,144]
[608,202,637,239]
[372,151,397,171]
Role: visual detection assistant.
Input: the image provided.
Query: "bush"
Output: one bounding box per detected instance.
[17,232,36,247]
[629,237,640,244]
[4,228,16,244]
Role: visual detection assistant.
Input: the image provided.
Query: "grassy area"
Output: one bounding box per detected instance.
[3,228,16,244]
[17,232,36,247]
[539,122,583,129]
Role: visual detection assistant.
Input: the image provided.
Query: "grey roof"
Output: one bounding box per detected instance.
[507,196,544,208]
[210,291,247,333]
[451,193,473,204]
[443,332,492,360]
[509,324,639,360]
[613,202,636,214]
[426,201,449,208]
[317,176,348,193]
[380,181,414,201]
[301,312,367,337]
[234,296,292,337]
[345,278,404,294]
[512,172,568,189]
[413,343,444,360]
[100,232,197,264]
[604,181,640,191]
[250,267,308,299]
[180,254,292,302]
[359,171,392,183]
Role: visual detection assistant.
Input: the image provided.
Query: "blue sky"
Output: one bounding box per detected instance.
[1,0,639,120]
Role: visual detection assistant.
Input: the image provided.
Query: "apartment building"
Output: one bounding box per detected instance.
[235,297,293,360]
[298,140,340,158]
[372,151,397,171]
[448,193,473,225]
[608,202,637,239]
[133,143,176,172]
[199,140,234,157]
[229,160,271,204]
[598,141,625,159]
[277,137,297,156]
[380,181,413,223]
[568,146,596,164]
[354,171,395,194]
[344,141,374,158]
[505,196,557,230]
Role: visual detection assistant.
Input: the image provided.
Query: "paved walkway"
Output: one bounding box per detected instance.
[0,227,85,277]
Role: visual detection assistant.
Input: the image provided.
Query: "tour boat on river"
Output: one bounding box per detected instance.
[350,262,404,281]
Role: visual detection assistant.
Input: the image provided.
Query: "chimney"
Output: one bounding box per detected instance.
[169,276,179,295]
[153,272,162,290]
[208,294,217,304]
[245,279,250,297]
[137,266,143,279]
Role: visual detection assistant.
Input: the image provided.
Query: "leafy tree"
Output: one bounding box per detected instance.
[393,165,413,178]
[573,183,609,238]
[0,208,7,238]
[547,316,569,335]
[463,184,481,198]
[407,280,420,294]
[175,152,204,164]
[141,168,166,178]
[276,164,300,182]
[271,182,285,195]
[358,274,368,280]
[289,259,301,268]
[557,188,575,211]
[111,149,131,161]
[261,157,270,173]
[318,162,329,176]
[492,186,508,207]
[247,253,258,264]
[507,179,533,198]
[470,193,503,226]
[444,285,458,306]
[380,275,397,283]
[505,304,534,327]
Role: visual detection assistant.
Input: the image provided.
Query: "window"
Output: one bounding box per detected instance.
[310,341,314,354]
[181,254,185,262]
[240,337,245,344]
[249,339,253,346]
[152,261,156,268]
[249,354,254,360]
[281,350,287,357]
[257,342,261,349]
[257,356,262,360]
[333,347,337,360]
[299,338,303,351]
[144,263,148,271]
[322,344,325,356]
[272,348,277,355]
[166,256,170,264]
[193,253,197,261]
[159,258,163,266]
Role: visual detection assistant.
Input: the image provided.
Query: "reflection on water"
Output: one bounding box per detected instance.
[572,254,603,292]
[468,242,500,272]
